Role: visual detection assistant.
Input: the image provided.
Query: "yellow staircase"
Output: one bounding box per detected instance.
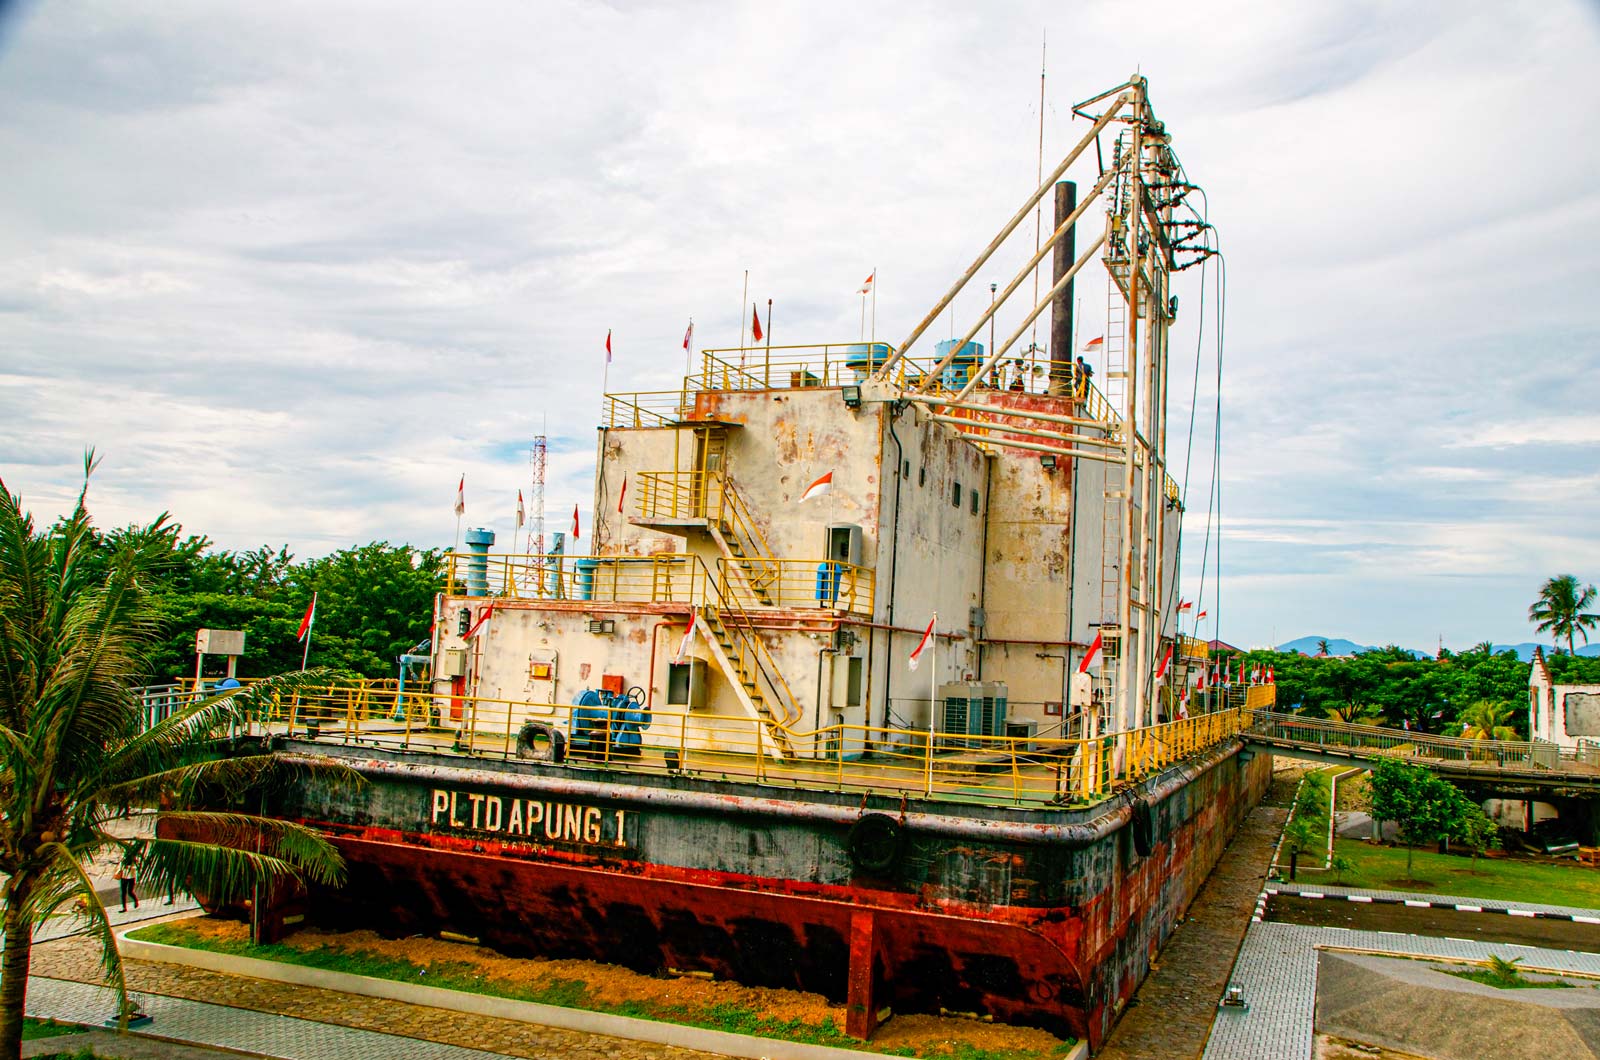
[691,602,799,758]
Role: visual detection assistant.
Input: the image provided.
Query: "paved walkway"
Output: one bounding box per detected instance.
[1096,803,1288,1060]
[23,924,724,1060]
[1201,920,1600,1060]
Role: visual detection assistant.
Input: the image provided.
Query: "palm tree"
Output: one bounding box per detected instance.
[1460,699,1518,741]
[1529,574,1599,656]
[0,459,345,1060]
[1316,638,1331,656]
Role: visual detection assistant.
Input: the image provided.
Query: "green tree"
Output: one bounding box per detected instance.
[1460,700,1518,741]
[296,542,444,676]
[1455,802,1500,871]
[1366,758,1472,880]
[0,461,346,1060]
[1529,574,1599,656]
[1324,702,1381,725]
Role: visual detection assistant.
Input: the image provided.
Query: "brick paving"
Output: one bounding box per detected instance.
[1095,802,1289,1060]
[26,932,719,1060]
[1201,920,1600,1060]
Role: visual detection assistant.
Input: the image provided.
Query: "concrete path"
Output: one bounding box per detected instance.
[1096,803,1288,1060]
[1201,920,1600,1060]
[25,975,515,1060]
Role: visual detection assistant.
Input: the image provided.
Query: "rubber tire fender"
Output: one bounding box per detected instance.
[515,721,567,764]
[1131,797,1154,858]
[847,812,904,873]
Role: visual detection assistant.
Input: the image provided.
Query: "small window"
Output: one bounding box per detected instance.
[951,482,961,507]
[970,488,979,515]
[902,460,910,479]
[918,467,926,487]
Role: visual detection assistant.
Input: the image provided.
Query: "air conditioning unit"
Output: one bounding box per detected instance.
[938,681,1008,747]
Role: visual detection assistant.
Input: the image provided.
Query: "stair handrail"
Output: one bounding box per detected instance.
[709,471,781,589]
[691,554,805,729]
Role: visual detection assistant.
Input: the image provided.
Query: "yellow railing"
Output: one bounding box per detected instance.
[603,391,681,428]
[237,683,1249,807]
[695,344,903,390]
[447,551,707,603]
[1178,636,1209,660]
[444,549,871,614]
[716,557,873,614]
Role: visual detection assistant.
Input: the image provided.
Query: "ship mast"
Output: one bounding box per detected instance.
[870,74,1214,738]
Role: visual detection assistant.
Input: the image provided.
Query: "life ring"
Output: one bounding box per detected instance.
[848,813,903,873]
[515,721,567,764]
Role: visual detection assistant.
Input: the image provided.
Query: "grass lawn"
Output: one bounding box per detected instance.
[1330,838,1600,909]
[128,920,1071,1060]
[22,1018,82,1040]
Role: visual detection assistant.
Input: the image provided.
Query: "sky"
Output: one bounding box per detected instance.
[1,1,1597,653]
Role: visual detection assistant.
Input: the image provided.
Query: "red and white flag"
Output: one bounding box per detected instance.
[296,593,317,642]
[750,304,763,343]
[570,503,580,540]
[617,475,628,515]
[800,470,834,502]
[857,271,874,295]
[908,615,936,670]
[605,329,612,364]
[516,490,525,529]
[1082,336,1104,353]
[454,475,465,517]
[1078,631,1104,674]
[674,611,698,664]
[465,602,496,640]
[1267,665,1276,684]
[1195,665,1207,690]
[1155,643,1173,680]
[683,320,694,351]
[1196,609,1208,620]
[1177,599,1193,612]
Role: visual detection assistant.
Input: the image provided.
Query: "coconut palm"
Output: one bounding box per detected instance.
[1529,574,1599,656]
[0,458,345,1060]
[1460,699,1518,741]
[1316,638,1331,656]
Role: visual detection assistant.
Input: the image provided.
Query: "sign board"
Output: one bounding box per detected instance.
[195,629,246,656]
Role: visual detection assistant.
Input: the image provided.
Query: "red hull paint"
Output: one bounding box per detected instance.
[303,829,1094,1042]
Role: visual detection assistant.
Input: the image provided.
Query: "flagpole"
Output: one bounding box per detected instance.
[765,298,773,386]
[860,293,866,342]
[300,592,316,671]
[683,318,694,385]
[925,613,937,797]
[870,264,877,345]
[739,270,749,368]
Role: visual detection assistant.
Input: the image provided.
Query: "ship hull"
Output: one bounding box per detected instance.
[240,737,1268,1051]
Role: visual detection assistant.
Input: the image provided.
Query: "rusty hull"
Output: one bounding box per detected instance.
[247,739,1268,1051]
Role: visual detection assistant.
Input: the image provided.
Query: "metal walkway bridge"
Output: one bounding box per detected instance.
[1244,711,1600,794]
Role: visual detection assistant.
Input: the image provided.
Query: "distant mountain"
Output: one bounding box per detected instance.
[1275,636,1427,658]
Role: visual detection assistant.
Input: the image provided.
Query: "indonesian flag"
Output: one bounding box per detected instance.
[1154,643,1172,680]
[1177,599,1193,612]
[464,602,496,640]
[570,503,581,540]
[1078,631,1104,674]
[1178,690,1190,719]
[454,475,465,517]
[296,593,317,642]
[617,475,628,515]
[1195,665,1207,690]
[857,271,875,295]
[674,611,697,664]
[683,320,694,351]
[1196,609,1208,620]
[1082,336,1103,352]
[750,304,764,343]
[605,329,612,364]
[516,490,525,528]
[908,615,936,670]
[800,470,834,502]
[1267,665,1276,684]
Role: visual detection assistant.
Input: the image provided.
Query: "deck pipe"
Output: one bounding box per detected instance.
[1048,181,1078,396]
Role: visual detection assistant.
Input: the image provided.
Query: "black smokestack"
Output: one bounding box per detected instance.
[1048,180,1077,396]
